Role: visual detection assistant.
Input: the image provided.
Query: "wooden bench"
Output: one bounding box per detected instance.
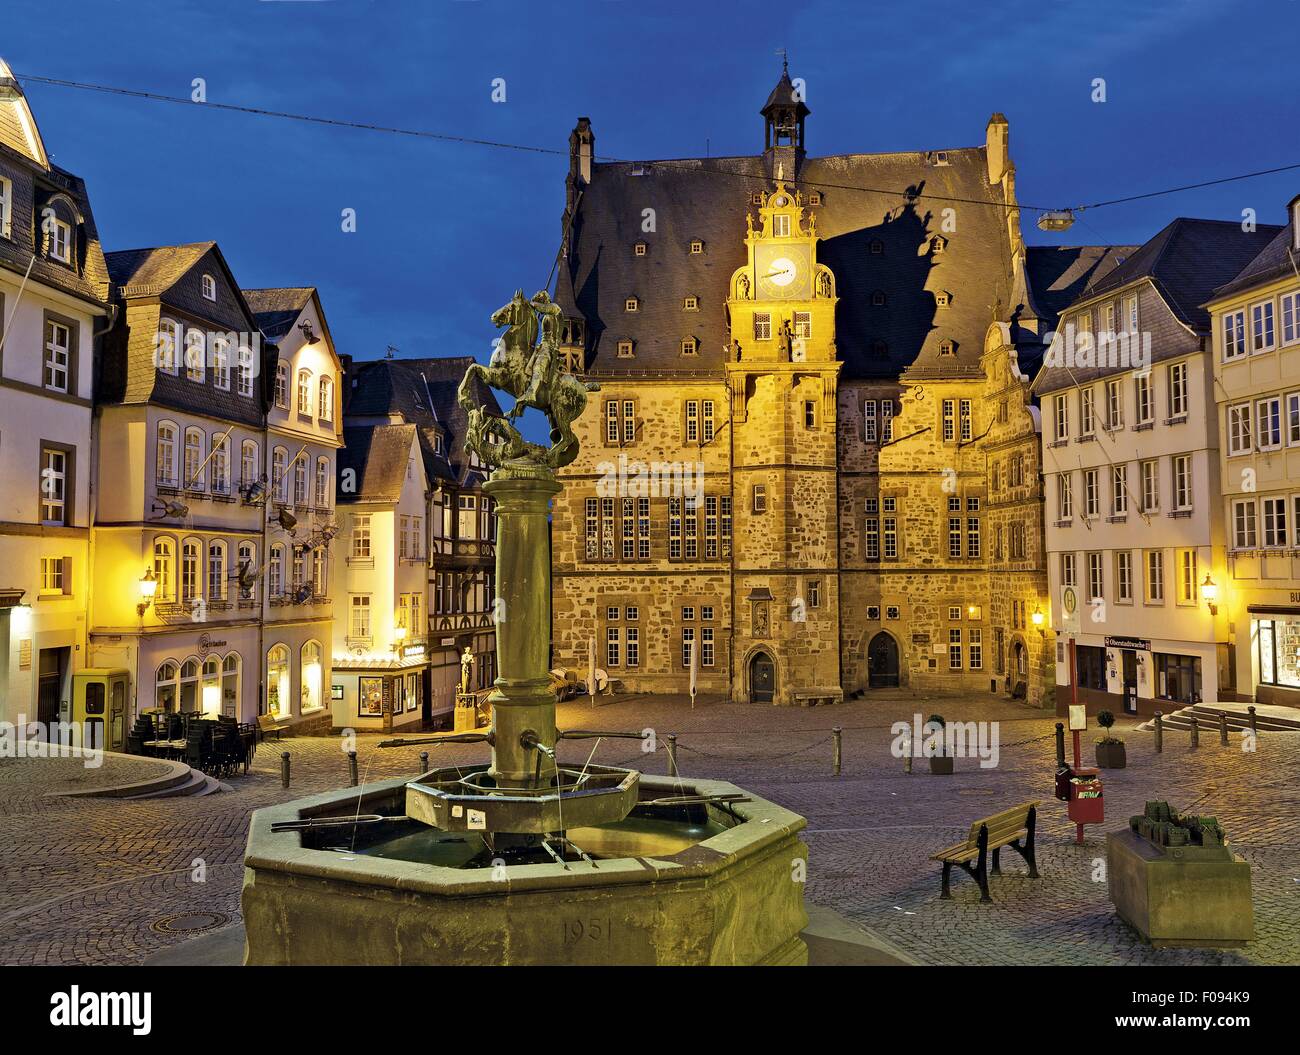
[931,801,1040,902]
[257,713,291,741]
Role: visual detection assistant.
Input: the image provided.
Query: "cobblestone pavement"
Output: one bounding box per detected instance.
[1,691,1296,966]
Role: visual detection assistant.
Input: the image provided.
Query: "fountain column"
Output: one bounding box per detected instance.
[483,461,562,789]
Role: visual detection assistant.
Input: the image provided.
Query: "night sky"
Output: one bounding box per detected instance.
[6,0,1298,367]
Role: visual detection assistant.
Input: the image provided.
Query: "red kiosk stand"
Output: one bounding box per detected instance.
[1053,638,1104,843]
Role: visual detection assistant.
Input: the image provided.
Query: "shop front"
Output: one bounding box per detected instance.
[331,642,428,733]
[1058,632,1217,717]
[1250,607,1300,709]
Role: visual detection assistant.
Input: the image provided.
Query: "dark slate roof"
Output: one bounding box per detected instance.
[1023,244,1137,330]
[106,243,216,296]
[344,356,502,485]
[557,146,1016,380]
[243,287,315,341]
[1209,221,1297,301]
[761,68,809,118]
[1075,218,1283,331]
[337,423,416,503]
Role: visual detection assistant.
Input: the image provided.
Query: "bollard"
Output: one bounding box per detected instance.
[1153,711,1163,754]
[1248,705,1257,735]
[348,750,358,787]
[419,751,429,773]
[666,733,678,777]
[832,726,842,776]
[280,751,291,788]
[1219,711,1229,746]
[1189,715,1199,748]
[1054,722,1066,767]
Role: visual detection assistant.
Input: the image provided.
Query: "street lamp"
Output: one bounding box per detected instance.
[1201,574,1218,616]
[1031,607,1045,632]
[137,569,158,617]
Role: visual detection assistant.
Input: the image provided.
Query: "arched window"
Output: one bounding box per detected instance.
[183,427,205,491]
[291,546,305,594]
[184,327,206,382]
[312,547,326,597]
[179,658,200,712]
[274,361,289,408]
[272,446,288,503]
[236,343,255,397]
[237,541,256,599]
[266,644,290,717]
[211,335,230,390]
[157,319,180,375]
[156,422,178,486]
[221,653,241,716]
[315,456,330,508]
[269,543,285,597]
[44,198,75,264]
[156,660,179,710]
[293,456,308,507]
[207,540,226,601]
[319,376,334,422]
[300,640,322,712]
[153,536,176,602]
[211,433,230,495]
[201,273,216,301]
[181,538,201,601]
[201,657,221,715]
[297,369,312,416]
[241,440,258,489]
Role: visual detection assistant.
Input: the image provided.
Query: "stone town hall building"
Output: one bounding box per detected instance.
[550,69,1115,707]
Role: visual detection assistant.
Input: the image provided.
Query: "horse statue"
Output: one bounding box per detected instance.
[458,289,599,470]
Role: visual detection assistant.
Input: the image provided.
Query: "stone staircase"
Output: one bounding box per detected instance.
[1137,702,1300,734]
[53,757,229,800]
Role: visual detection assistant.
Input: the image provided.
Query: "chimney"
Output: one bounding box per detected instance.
[569,117,594,187]
[986,113,1009,186]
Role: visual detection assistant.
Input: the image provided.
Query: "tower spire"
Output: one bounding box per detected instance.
[761,56,809,181]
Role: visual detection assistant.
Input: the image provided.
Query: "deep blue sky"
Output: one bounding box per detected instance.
[6,0,1299,364]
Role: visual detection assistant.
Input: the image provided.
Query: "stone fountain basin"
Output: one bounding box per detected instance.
[241,774,808,966]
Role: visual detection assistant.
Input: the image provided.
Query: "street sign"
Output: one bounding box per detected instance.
[1060,586,1080,635]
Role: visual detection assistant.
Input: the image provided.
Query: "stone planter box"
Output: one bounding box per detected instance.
[242,774,809,966]
[1106,829,1253,948]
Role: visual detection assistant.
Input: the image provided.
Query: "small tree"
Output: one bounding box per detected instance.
[926,713,946,756]
[1096,709,1122,744]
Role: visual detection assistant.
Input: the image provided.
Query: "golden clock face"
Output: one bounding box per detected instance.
[756,244,811,299]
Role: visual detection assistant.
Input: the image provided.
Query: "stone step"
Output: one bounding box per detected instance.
[118,769,227,799]
[1137,706,1300,733]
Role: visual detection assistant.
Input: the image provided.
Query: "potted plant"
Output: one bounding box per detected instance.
[926,713,953,775]
[1095,709,1126,769]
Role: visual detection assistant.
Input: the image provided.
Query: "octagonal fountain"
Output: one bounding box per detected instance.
[241,291,808,966]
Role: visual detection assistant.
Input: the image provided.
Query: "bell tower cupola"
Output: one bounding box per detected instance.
[761,57,809,181]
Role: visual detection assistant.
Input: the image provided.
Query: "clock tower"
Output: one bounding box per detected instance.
[726,180,843,705]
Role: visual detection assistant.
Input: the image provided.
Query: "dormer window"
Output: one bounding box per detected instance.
[929,235,947,254]
[872,340,889,358]
[871,290,887,307]
[870,239,884,255]
[0,177,11,239]
[681,337,698,356]
[625,297,639,313]
[807,191,822,206]
[689,239,704,254]
[751,193,764,206]
[633,242,647,257]
[683,295,698,311]
[201,274,216,301]
[936,290,952,308]
[49,217,72,263]
[617,340,634,359]
[939,339,956,356]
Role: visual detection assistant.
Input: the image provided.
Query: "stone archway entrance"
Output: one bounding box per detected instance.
[867,632,900,688]
[749,651,775,703]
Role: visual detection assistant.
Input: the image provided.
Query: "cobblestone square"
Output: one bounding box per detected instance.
[1,691,1295,966]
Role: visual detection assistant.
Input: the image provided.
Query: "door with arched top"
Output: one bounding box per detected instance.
[868,632,900,688]
[750,651,775,703]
